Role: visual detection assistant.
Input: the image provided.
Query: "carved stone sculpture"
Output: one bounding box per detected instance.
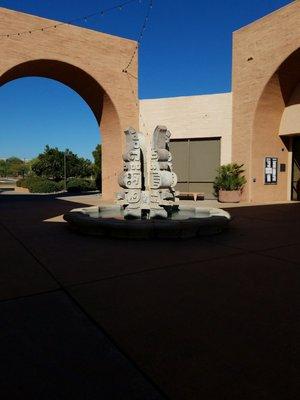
[118,125,178,219]
[65,125,231,237]
[118,127,146,218]
[149,125,178,218]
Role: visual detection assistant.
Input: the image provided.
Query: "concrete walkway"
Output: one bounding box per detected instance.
[0,194,299,399]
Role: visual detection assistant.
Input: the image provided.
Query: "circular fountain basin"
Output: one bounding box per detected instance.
[63,205,231,239]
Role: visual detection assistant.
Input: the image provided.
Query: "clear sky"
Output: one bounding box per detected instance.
[0,0,294,160]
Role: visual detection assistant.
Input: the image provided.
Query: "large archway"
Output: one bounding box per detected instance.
[232,1,300,202]
[0,7,139,200]
[251,48,300,202]
[0,75,100,165]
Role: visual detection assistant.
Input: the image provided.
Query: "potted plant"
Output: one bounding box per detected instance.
[213,163,247,203]
[297,178,300,201]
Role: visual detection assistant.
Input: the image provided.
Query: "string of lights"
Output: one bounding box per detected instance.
[0,0,154,155]
[0,0,141,38]
[83,0,154,171]
[122,0,153,73]
[122,0,153,136]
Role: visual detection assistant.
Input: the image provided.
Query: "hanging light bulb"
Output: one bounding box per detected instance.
[1,0,152,39]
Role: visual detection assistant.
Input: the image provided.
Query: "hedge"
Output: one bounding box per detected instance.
[27,177,61,193]
[17,176,61,193]
[66,178,96,193]
[16,177,30,188]
[17,176,96,193]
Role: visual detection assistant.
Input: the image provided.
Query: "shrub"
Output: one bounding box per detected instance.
[17,176,42,189]
[213,163,247,195]
[17,176,96,193]
[27,177,61,193]
[16,177,29,188]
[55,180,65,192]
[18,176,62,193]
[66,178,96,193]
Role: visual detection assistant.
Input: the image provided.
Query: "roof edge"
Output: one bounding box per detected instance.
[0,6,137,44]
[233,1,297,35]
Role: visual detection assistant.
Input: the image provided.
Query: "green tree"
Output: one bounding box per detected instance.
[17,162,30,177]
[32,145,93,181]
[5,157,29,177]
[0,160,8,177]
[92,144,102,190]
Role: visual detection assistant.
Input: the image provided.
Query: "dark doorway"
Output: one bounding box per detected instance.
[291,137,300,200]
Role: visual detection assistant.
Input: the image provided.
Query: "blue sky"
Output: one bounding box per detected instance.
[0,0,293,160]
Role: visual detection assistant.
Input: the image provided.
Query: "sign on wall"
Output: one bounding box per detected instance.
[264,157,278,184]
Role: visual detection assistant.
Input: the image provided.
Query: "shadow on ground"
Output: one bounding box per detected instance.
[0,194,299,399]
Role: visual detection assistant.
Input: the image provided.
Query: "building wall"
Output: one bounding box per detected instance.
[251,74,289,202]
[142,2,300,204]
[140,93,232,165]
[1,3,299,203]
[232,1,300,202]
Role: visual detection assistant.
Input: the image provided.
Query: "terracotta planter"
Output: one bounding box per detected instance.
[218,189,241,203]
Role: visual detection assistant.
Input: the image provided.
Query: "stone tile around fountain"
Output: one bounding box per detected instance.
[0,291,165,400]
[0,224,58,301]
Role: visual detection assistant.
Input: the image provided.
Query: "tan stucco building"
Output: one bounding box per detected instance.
[141,1,300,202]
[140,94,232,198]
[232,0,300,203]
[140,93,232,165]
[1,2,300,201]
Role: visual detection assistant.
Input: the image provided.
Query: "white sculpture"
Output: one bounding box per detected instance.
[65,124,231,238]
[118,125,178,219]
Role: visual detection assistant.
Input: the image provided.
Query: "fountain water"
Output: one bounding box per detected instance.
[64,126,231,239]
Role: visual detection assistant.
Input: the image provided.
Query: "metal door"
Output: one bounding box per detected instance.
[169,138,221,199]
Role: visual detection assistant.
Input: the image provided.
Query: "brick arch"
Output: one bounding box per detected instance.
[0,59,106,124]
[251,48,300,202]
[0,7,139,200]
[232,1,300,202]
[280,82,300,135]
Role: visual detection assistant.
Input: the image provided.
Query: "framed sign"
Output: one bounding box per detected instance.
[264,157,278,184]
